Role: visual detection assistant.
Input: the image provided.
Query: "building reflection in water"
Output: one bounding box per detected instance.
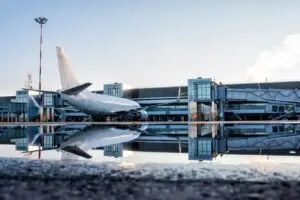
[0,123,299,161]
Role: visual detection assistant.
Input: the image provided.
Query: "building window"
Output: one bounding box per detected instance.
[197,140,212,156]
[200,125,211,135]
[188,82,198,100]
[104,144,123,157]
[188,81,211,100]
[197,83,211,99]
[43,135,53,149]
[104,83,123,97]
[43,93,53,106]
[16,92,28,103]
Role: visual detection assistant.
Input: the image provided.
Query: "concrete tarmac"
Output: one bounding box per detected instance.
[0,158,299,200]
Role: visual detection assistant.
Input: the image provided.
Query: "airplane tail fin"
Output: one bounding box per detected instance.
[56,46,79,90]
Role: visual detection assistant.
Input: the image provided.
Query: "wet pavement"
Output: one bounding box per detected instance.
[0,157,299,200]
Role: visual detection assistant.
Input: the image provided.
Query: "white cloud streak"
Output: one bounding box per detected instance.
[246,33,300,82]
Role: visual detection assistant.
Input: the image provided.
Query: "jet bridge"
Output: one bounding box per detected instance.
[226,88,300,103]
[227,134,300,151]
[225,124,300,136]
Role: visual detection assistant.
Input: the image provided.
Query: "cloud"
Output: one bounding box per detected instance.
[246,33,300,82]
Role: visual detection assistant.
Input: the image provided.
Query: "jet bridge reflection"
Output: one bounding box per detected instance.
[188,124,300,161]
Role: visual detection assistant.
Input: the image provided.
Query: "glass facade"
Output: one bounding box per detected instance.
[104,144,123,157]
[198,104,211,117]
[43,93,54,107]
[188,79,212,101]
[15,138,28,151]
[197,140,212,156]
[16,91,29,103]
[188,138,213,160]
[199,125,211,136]
[126,86,188,99]
[0,104,8,112]
[43,135,54,149]
[197,83,211,99]
[104,83,123,97]
[0,102,27,122]
[0,127,26,142]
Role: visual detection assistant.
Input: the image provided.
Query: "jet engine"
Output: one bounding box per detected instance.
[135,110,148,121]
[124,110,148,121]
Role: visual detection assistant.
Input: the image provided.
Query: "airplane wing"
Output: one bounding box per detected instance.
[22,144,92,159]
[61,145,92,159]
[21,82,92,96]
[62,82,92,95]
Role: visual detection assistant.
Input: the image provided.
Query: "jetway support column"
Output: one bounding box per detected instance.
[219,101,224,137]
[211,101,218,138]
[51,108,55,122]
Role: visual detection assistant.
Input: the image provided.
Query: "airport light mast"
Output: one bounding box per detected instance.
[35,16,48,121]
[35,17,47,160]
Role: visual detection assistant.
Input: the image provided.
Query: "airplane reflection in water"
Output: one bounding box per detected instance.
[0,124,299,161]
[25,124,146,159]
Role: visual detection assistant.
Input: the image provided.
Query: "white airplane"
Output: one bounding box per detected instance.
[24,124,144,159]
[24,46,182,121]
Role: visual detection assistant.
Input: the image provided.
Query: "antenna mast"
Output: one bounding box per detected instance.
[24,73,33,89]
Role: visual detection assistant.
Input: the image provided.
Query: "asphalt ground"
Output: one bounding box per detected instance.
[0,158,299,200]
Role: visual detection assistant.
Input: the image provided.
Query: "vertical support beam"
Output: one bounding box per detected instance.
[219,101,224,137]
[38,124,43,159]
[211,101,218,138]
[51,108,55,122]
[47,108,50,122]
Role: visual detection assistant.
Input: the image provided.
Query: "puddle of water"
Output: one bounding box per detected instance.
[0,123,299,165]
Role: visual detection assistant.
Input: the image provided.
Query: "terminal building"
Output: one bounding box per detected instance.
[1,77,300,160]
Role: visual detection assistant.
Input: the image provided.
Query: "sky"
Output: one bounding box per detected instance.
[2,1,300,95]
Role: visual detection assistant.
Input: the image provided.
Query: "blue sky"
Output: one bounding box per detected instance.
[1,0,300,95]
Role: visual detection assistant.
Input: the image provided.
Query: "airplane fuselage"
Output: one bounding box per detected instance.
[59,90,141,116]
